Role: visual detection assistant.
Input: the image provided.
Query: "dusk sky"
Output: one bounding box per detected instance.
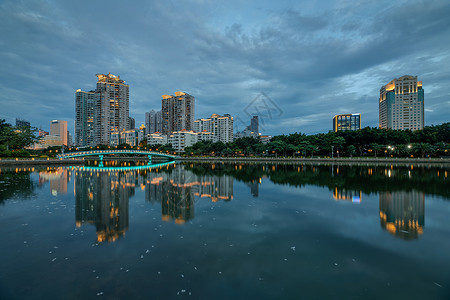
[1,0,449,136]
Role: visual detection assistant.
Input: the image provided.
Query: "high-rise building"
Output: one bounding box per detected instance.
[75,89,95,147]
[333,113,361,132]
[94,73,129,145]
[128,117,135,130]
[15,118,30,128]
[194,113,233,143]
[249,116,258,134]
[50,120,68,146]
[235,115,259,139]
[67,132,73,148]
[161,92,195,135]
[145,109,162,134]
[379,75,424,131]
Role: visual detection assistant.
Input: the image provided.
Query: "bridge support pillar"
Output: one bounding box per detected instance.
[99,155,104,167]
[147,155,152,165]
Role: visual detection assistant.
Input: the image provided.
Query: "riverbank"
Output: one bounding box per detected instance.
[0,158,85,166]
[1,156,450,167]
[177,156,450,165]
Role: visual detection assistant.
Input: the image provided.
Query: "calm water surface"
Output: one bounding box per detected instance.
[0,162,449,299]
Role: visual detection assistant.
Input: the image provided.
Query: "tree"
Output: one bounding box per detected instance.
[369,143,382,158]
[333,136,346,157]
[347,145,356,158]
[267,140,286,156]
[0,120,39,151]
[298,140,312,157]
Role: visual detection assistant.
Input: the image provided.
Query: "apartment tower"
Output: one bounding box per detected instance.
[161,92,195,135]
[379,75,424,131]
[94,73,130,145]
[75,89,95,147]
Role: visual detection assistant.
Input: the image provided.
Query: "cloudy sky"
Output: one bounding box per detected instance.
[0,0,449,136]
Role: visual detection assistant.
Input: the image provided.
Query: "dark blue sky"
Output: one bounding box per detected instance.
[1,0,449,136]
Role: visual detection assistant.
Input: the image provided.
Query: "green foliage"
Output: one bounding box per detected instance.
[0,119,39,151]
[180,122,450,158]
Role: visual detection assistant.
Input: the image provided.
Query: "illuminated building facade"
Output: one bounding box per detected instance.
[110,129,139,147]
[161,92,195,135]
[379,190,424,240]
[333,113,361,132]
[94,73,130,145]
[50,120,68,146]
[194,113,233,143]
[147,132,168,146]
[168,130,198,152]
[75,89,95,147]
[379,75,424,131]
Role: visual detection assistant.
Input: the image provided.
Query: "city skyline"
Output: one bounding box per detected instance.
[1,1,449,136]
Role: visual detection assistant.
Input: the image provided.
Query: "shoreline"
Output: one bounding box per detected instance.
[177,156,450,165]
[0,159,85,166]
[1,156,450,167]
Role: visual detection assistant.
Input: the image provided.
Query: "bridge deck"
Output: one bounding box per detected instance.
[58,150,178,160]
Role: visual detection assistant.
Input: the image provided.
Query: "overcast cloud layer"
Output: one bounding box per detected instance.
[1,0,449,135]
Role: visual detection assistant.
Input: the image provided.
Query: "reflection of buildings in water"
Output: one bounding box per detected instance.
[75,171,133,243]
[193,174,233,202]
[333,187,361,203]
[245,180,259,197]
[145,166,233,223]
[38,168,69,196]
[379,190,424,240]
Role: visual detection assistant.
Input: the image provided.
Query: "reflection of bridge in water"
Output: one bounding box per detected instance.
[58,150,178,167]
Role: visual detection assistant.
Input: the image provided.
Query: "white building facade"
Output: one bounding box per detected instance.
[379,75,424,131]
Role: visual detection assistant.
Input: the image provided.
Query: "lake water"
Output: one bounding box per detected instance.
[0,161,449,299]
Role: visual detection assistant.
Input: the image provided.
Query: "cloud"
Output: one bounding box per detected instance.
[0,0,449,135]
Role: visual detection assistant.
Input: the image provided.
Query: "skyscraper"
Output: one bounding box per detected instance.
[250,116,258,134]
[145,109,162,134]
[161,92,195,135]
[379,75,424,131]
[128,117,135,130]
[75,89,95,147]
[50,120,68,146]
[333,113,361,132]
[94,73,129,145]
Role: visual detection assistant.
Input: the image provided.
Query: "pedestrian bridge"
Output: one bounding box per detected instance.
[58,150,178,166]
